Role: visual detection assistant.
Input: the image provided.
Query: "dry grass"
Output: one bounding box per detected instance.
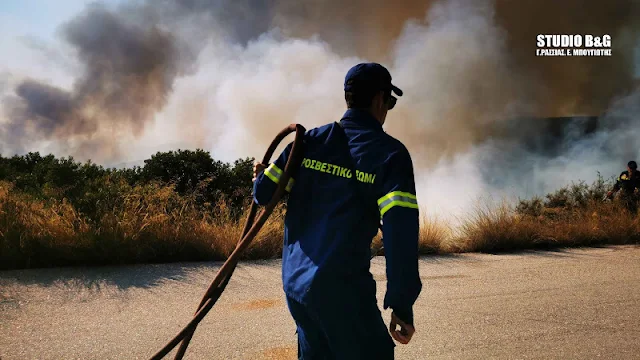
[419,217,452,254]
[0,181,284,269]
[452,200,640,253]
[371,216,451,256]
[1,180,638,270]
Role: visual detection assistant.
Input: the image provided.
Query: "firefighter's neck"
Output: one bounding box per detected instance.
[369,92,388,126]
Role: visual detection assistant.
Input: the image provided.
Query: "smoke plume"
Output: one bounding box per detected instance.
[1,0,639,218]
[2,3,188,160]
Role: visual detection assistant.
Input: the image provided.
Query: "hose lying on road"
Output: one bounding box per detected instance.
[149,123,306,360]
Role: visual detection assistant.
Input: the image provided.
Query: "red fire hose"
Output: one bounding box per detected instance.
[149,123,306,360]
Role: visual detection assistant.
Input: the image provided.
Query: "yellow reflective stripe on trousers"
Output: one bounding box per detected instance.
[264,163,294,192]
[377,191,418,217]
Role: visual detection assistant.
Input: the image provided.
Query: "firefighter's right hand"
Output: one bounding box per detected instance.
[389,312,415,345]
[253,162,267,182]
[606,191,614,199]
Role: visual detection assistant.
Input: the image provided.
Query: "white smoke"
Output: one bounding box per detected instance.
[383,0,536,219]
[124,32,362,164]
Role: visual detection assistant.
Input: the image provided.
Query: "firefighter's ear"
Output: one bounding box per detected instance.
[372,91,385,111]
[369,91,388,125]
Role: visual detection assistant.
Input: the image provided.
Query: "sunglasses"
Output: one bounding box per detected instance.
[387,95,397,110]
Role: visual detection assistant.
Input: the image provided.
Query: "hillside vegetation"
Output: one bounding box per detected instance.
[0,152,637,270]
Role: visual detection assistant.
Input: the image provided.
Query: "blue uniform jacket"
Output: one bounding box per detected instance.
[253,109,422,324]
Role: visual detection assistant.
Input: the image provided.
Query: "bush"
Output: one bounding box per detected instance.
[0,150,255,220]
[516,172,614,218]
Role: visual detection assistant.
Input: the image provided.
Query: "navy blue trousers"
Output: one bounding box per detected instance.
[285,280,395,360]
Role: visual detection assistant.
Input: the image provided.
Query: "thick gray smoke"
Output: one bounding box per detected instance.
[2,3,189,160]
[1,0,639,219]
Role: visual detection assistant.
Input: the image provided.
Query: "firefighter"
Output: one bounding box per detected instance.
[606,160,640,214]
[252,63,422,359]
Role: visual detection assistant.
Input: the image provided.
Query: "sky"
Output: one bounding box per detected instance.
[1,1,121,40]
[0,1,111,72]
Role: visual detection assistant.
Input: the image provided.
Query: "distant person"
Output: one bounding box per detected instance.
[606,160,640,213]
[252,63,422,359]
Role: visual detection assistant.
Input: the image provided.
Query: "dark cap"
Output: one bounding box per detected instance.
[344,63,403,97]
[629,161,637,170]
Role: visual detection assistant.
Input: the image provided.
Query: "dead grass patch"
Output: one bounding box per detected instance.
[2,179,638,270]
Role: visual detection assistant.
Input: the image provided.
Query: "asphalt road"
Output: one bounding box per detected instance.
[1,245,639,360]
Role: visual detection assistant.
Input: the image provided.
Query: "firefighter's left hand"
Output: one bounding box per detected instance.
[389,312,415,344]
[253,162,267,182]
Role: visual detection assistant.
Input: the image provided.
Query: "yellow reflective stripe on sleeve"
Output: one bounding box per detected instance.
[264,164,281,184]
[377,191,418,217]
[285,178,295,192]
[377,191,417,206]
[264,163,295,192]
[269,163,283,176]
[380,200,419,217]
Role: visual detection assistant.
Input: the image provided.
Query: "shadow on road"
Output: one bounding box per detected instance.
[0,258,283,292]
[2,245,636,292]
[0,261,224,291]
[411,244,639,265]
[481,244,634,258]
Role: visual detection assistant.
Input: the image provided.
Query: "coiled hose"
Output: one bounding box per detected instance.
[150,123,306,360]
